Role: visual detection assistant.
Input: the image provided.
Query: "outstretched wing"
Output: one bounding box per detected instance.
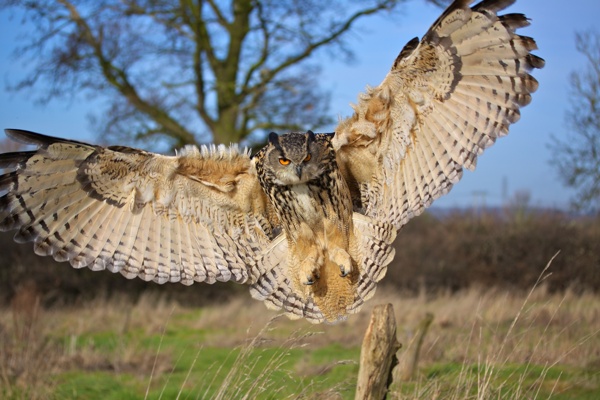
[0,129,277,285]
[334,0,544,230]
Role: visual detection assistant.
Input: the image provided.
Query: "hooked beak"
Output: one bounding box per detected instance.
[295,165,303,179]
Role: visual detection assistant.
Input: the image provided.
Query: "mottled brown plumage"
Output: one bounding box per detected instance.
[252,132,367,321]
[0,0,543,323]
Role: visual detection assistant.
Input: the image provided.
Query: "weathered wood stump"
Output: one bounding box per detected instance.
[355,304,401,400]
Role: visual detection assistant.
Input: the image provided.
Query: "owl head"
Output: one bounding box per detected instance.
[262,131,328,186]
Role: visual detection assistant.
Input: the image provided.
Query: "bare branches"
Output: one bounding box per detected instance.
[550,30,600,213]
[238,0,399,102]
[3,0,419,147]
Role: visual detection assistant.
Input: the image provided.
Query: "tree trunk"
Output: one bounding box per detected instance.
[212,107,242,145]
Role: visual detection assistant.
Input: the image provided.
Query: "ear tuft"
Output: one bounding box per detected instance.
[268,132,279,146]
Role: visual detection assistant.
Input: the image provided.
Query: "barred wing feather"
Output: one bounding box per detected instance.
[0,129,274,285]
[334,0,544,230]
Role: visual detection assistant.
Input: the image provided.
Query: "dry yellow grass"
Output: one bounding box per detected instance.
[1,281,598,399]
[190,283,600,367]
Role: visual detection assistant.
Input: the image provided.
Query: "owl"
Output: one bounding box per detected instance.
[0,0,543,323]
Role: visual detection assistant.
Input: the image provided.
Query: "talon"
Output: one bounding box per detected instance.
[340,267,349,278]
[330,248,353,278]
[304,273,318,285]
[297,248,322,286]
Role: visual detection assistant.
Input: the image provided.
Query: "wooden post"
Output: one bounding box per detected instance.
[396,312,433,382]
[355,304,401,400]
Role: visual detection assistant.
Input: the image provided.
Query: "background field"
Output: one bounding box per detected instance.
[1,210,599,399]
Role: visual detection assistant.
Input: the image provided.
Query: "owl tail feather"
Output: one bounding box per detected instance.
[249,213,397,324]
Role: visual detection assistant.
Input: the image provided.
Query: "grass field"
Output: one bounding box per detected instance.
[1,281,599,399]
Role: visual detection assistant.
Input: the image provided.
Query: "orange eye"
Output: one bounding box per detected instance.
[279,157,291,165]
[304,154,311,162]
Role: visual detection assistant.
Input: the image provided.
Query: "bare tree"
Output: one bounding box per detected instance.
[550,30,600,213]
[1,0,442,149]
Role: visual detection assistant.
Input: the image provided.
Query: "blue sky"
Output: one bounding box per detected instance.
[1,0,599,210]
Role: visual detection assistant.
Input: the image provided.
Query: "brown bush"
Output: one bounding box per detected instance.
[385,208,600,294]
[0,208,598,307]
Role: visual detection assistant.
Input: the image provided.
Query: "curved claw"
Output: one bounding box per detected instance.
[340,263,353,277]
[304,272,320,285]
[330,248,353,278]
[340,266,350,278]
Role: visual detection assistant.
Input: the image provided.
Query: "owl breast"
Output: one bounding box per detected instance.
[286,185,320,226]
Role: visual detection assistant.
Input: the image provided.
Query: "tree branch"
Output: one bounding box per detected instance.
[57,0,197,145]
[206,0,230,27]
[240,0,270,93]
[5,0,420,148]
[241,1,394,100]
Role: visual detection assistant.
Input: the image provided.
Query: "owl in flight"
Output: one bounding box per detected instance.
[0,0,543,323]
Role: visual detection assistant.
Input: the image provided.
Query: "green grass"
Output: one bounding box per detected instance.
[54,372,145,400]
[2,288,599,399]
[46,332,600,400]
[399,362,600,400]
[45,313,360,399]
[51,342,356,399]
[43,308,600,399]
